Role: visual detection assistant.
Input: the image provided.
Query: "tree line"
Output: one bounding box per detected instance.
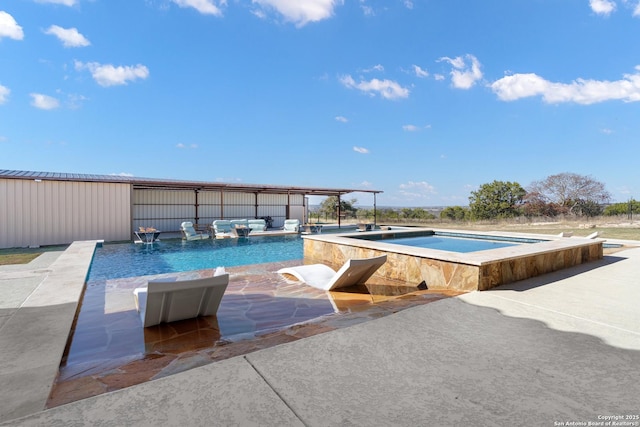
[313,173,637,222]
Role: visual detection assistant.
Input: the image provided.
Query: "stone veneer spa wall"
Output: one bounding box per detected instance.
[301,230,603,292]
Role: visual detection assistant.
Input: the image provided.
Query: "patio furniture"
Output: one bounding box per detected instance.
[277,255,387,291]
[180,221,210,240]
[133,273,229,327]
[283,219,300,233]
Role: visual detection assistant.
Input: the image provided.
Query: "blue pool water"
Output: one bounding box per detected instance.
[376,235,519,252]
[88,235,303,281]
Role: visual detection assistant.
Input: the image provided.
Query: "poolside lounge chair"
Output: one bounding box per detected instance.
[586,231,600,239]
[133,272,229,327]
[557,232,573,237]
[277,255,387,291]
[180,221,210,240]
[283,219,300,233]
[212,220,233,238]
[248,219,267,233]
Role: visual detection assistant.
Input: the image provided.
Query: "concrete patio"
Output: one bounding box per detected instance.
[0,240,639,426]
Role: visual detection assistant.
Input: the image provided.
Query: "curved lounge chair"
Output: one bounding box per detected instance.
[277,255,387,291]
[283,219,300,233]
[133,273,229,327]
[180,221,210,240]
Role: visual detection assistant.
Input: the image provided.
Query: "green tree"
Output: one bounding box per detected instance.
[469,180,526,220]
[400,208,436,220]
[378,208,400,222]
[440,206,470,221]
[604,199,640,216]
[319,196,357,220]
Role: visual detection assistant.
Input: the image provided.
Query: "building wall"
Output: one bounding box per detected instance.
[0,179,131,248]
[0,178,307,249]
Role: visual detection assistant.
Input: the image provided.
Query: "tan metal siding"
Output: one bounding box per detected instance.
[0,179,131,248]
[198,190,222,225]
[132,189,196,233]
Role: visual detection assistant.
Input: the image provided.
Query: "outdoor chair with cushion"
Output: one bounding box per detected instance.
[180,221,210,240]
[283,219,300,233]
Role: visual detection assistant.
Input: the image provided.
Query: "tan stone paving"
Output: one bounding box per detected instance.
[47,260,461,408]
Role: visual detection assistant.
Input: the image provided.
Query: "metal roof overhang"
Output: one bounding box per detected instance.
[0,169,382,198]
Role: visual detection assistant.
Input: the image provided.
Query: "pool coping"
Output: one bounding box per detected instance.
[0,240,98,423]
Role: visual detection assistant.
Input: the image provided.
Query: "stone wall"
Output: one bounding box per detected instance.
[303,237,603,292]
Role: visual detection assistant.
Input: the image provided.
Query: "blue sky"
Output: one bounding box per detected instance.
[1,0,639,207]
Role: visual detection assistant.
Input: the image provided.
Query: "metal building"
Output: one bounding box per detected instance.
[0,170,382,249]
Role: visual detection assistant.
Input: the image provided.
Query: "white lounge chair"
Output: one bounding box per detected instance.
[247,219,267,233]
[180,221,210,240]
[212,220,233,238]
[557,232,573,237]
[277,255,387,291]
[586,231,600,239]
[133,273,229,327]
[283,219,300,232]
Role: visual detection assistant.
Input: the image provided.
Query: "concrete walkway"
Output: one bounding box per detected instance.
[0,242,97,423]
[1,246,639,426]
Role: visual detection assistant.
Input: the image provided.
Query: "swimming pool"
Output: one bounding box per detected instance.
[351,230,546,252]
[88,235,303,281]
[362,235,517,252]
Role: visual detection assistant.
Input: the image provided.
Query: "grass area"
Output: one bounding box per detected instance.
[0,252,41,266]
[376,218,640,242]
[0,245,66,266]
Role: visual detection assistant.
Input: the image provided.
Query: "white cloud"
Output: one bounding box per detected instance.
[438,54,483,89]
[404,1,414,9]
[339,75,410,100]
[412,65,428,78]
[590,0,616,15]
[0,84,9,104]
[361,5,374,16]
[335,115,348,123]
[30,93,60,110]
[44,25,90,47]
[172,0,225,16]
[600,128,614,134]
[398,181,436,199]
[353,146,369,154]
[0,11,24,40]
[177,143,199,149]
[35,0,78,5]
[75,61,150,87]
[402,124,419,132]
[252,0,342,27]
[363,64,384,73]
[490,66,640,104]
[110,172,134,177]
[66,93,88,109]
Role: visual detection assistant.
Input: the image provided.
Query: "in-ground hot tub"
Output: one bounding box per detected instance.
[299,228,603,291]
